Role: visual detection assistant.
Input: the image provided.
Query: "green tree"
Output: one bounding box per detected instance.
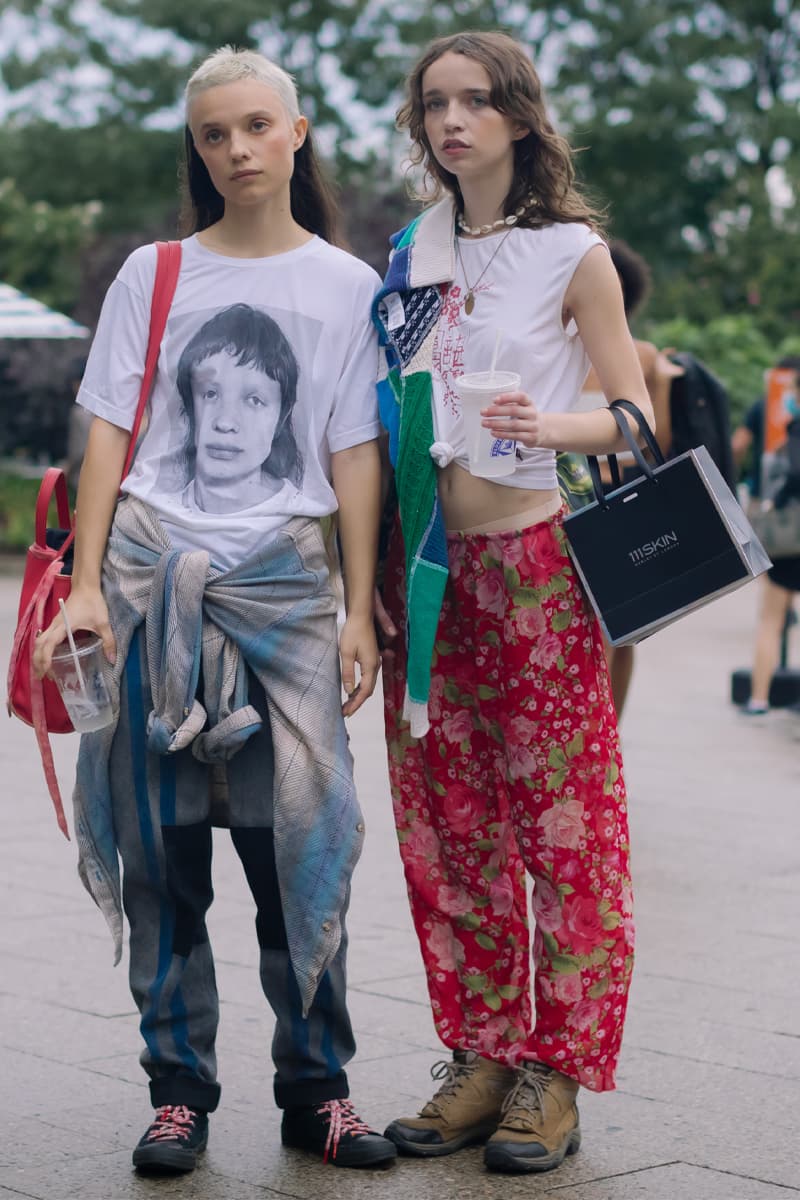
[0,177,100,311]
[542,0,800,334]
[1,1,798,337]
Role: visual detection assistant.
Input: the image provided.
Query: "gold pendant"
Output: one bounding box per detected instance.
[464,291,475,315]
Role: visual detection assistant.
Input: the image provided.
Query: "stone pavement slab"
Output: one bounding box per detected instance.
[1,569,799,1199]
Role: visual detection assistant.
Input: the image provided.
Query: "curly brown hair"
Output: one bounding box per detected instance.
[397,30,603,232]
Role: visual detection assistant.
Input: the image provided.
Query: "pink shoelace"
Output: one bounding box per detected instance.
[145,1105,198,1143]
[317,1099,372,1163]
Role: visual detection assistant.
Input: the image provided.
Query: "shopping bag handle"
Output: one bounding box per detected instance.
[610,399,666,466]
[585,399,664,508]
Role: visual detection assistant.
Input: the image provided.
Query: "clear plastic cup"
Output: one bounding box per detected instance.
[453,370,521,478]
[50,633,113,732]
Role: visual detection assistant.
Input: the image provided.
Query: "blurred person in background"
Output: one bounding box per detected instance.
[732,356,800,716]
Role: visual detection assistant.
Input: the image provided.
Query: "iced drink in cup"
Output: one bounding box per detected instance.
[454,370,521,478]
[50,633,113,732]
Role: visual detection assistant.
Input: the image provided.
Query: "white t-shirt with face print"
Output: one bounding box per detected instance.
[77,235,381,570]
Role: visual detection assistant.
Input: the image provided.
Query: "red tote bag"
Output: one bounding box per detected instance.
[6,240,182,836]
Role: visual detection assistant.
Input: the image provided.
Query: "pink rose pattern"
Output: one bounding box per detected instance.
[381,513,634,1092]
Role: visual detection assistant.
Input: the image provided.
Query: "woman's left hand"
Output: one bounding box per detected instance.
[339,614,380,717]
[481,390,543,448]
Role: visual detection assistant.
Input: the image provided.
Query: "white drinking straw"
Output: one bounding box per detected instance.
[58,597,90,703]
[489,329,503,382]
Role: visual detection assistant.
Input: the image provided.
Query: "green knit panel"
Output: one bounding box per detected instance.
[394,215,423,252]
[394,367,448,706]
[405,559,447,705]
[395,369,437,581]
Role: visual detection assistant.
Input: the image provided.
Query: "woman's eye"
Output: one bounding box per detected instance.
[471,95,489,108]
[245,392,267,408]
[204,130,222,144]
[425,98,445,111]
[202,387,219,401]
[251,119,269,132]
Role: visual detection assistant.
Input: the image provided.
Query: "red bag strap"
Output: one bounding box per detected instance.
[29,572,69,839]
[121,239,182,481]
[35,467,72,547]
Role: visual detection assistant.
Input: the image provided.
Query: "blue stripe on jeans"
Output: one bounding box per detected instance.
[127,630,158,887]
[287,957,313,1079]
[317,971,342,1081]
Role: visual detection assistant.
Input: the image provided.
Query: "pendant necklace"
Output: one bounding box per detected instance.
[455,228,514,315]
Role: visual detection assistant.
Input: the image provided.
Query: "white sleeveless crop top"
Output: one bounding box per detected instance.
[432,222,606,490]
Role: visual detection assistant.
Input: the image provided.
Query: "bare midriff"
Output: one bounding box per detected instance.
[438,460,560,532]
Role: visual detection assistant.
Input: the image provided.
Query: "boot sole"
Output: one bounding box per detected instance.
[132,1139,207,1174]
[484,1125,581,1174]
[385,1120,498,1157]
[281,1134,398,1169]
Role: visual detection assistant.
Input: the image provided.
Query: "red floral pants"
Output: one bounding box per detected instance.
[381,510,634,1091]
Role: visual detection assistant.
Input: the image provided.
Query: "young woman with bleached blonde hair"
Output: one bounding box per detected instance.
[34,44,395,1176]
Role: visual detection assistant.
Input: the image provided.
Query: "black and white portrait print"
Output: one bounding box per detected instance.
[156,302,316,516]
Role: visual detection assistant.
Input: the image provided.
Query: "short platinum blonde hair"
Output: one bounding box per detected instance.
[185,46,301,122]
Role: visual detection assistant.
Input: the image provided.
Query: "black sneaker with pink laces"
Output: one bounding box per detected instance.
[281,1098,397,1168]
[132,1105,209,1173]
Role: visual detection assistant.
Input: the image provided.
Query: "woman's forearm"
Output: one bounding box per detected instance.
[71,416,131,590]
[331,440,381,617]
[538,403,653,458]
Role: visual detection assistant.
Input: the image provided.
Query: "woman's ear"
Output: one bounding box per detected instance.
[293,116,308,151]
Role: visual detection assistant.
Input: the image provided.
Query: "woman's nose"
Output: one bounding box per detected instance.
[443,101,464,129]
[229,132,250,160]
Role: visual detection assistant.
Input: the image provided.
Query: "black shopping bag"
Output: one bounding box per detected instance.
[562,400,771,646]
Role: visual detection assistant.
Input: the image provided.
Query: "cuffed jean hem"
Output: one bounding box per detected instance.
[275,1070,349,1110]
[149,1075,221,1113]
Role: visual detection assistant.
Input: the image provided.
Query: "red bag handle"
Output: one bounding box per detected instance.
[35,467,72,547]
[121,239,182,481]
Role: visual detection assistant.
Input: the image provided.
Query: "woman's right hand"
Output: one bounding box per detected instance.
[32,586,116,680]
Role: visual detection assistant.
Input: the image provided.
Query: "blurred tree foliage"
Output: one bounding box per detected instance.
[1,1,797,330]
[0,177,100,312]
[550,0,800,338]
[0,0,797,462]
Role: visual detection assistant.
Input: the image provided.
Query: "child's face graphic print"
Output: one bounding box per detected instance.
[174,303,304,516]
[192,348,282,494]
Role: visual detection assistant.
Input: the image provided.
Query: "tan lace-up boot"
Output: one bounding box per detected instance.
[484,1062,581,1173]
[384,1052,517,1156]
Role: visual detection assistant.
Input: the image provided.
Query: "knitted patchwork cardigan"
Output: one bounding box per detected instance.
[372,198,457,738]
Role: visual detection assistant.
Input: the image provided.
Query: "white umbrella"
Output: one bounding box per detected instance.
[0,281,89,338]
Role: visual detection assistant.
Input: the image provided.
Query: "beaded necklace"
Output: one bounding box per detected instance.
[456,195,537,238]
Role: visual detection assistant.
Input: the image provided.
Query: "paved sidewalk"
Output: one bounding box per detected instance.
[1,567,798,1200]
